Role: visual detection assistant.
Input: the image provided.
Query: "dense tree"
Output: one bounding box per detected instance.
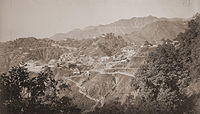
[0,65,81,114]
[128,14,200,114]
[0,66,29,113]
[132,42,188,113]
[176,13,200,79]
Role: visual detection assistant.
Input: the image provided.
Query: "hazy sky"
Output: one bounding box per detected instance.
[0,0,200,42]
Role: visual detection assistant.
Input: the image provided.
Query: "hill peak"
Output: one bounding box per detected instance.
[50,16,185,41]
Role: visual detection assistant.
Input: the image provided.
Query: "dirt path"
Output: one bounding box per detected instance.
[91,69,135,77]
[63,68,135,113]
[64,77,100,113]
[64,77,99,102]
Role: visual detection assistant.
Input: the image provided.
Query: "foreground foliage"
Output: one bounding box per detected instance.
[0,66,81,114]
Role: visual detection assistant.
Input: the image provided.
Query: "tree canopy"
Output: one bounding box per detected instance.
[0,65,81,114]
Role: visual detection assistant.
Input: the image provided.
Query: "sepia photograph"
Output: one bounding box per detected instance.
[0,0,200,113]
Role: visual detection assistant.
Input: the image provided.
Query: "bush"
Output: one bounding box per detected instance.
[0,65,81,114]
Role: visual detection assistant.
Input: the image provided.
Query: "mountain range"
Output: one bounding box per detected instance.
[50,16,187,44]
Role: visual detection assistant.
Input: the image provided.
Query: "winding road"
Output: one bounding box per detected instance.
[63,68,137,113]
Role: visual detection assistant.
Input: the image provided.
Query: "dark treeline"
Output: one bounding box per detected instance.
[0,66,81,114]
